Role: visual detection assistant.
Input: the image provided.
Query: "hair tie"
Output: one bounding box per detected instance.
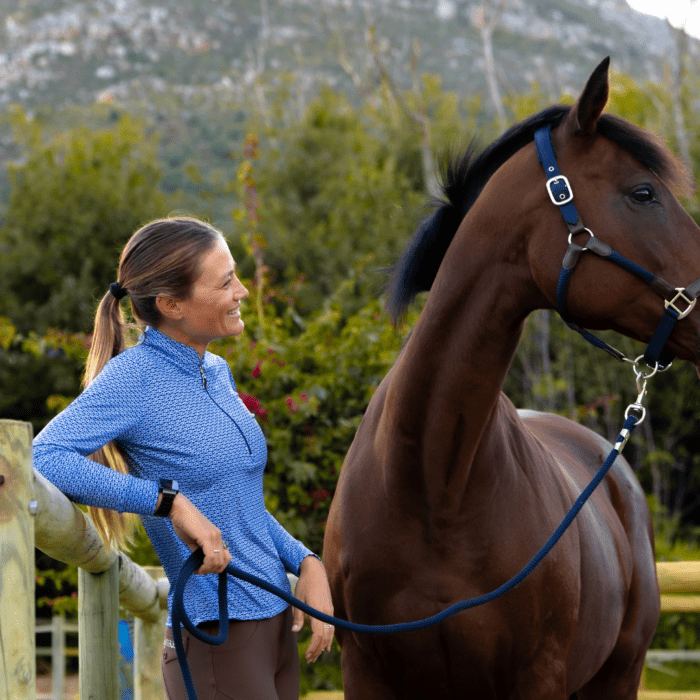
[109,282,128,300]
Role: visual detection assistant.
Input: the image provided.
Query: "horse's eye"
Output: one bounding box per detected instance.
[631,187,655,204]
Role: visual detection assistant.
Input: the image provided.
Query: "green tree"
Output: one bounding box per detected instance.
[0,110,167,334]
[241,88,426,316]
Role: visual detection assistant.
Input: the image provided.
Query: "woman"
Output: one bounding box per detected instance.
[33,217,335,700]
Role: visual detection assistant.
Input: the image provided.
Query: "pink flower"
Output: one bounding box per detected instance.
[239,393,268,422]
[252,361,262,378]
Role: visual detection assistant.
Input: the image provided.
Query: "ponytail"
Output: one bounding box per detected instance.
[83,290,139,551]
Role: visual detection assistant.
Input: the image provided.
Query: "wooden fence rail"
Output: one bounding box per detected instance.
[640,563,700,700]
[2,418,700,699]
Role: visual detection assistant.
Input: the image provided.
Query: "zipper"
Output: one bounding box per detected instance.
[198,362,252,455]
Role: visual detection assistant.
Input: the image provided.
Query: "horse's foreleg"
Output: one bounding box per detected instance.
[340,639,401,700]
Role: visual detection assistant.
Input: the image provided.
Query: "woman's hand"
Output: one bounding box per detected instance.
[166,493,232,574]
[291,556,335,663]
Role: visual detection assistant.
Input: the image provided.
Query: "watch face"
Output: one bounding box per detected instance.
[171,480,179,492]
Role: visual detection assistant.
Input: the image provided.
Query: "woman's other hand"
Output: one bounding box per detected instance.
[167,493,232,574]
[291,555,335,663]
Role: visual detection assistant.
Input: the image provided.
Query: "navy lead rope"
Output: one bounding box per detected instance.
[170,126,697,700]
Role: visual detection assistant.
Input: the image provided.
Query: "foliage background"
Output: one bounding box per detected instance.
[2,62,700,692]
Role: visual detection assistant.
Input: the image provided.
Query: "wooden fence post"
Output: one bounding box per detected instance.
[0,420,36,700]
[133,566,168,700]
[51,614,66,700]
[79,560,120,700]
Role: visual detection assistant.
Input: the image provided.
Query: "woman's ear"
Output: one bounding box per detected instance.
[156,295,184,320]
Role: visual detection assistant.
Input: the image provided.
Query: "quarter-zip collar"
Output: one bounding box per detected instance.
[140,326,208,376]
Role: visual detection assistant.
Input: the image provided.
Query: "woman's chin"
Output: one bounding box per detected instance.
[227,318,245,336]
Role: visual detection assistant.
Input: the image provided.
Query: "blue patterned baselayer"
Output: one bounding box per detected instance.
[33,327,318,627]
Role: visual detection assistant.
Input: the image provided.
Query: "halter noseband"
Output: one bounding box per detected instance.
[534,125,700,370]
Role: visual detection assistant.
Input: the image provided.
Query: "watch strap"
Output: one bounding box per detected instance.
[154,479,179,517]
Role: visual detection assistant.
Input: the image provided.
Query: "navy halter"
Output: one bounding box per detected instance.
[534,125,700,370]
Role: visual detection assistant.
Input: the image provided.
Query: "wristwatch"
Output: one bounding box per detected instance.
[154,479,179,517]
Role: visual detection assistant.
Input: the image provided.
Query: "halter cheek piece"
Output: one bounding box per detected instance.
[534,125,700,371]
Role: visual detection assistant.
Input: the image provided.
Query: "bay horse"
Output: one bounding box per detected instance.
[322,58,700,699]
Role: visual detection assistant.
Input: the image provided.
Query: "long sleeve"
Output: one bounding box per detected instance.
[266,511,320,576]
[33,354,159,515]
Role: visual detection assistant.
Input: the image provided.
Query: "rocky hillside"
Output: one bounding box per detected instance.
[0,0,696,114]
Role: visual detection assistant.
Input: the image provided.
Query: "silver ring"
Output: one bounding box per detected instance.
[323,625,333,629]
[213,549,220,553]
[223,542,228,550]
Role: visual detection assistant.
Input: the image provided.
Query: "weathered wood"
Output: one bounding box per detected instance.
[33,466,168,622]
[133,566,168,700]
[660,594,700,613]
[79,561,120,700]
[0,419,171,698]
[118,551,168,623]
[51,615,66,700]
[33,469,117,574]
[0,420,36,700]
[656,561,700,594]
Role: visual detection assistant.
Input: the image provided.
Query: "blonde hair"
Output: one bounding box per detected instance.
[83,217,223,550]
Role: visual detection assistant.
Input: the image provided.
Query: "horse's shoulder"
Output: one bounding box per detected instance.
[516,409,644,496]
[517,408,611,452]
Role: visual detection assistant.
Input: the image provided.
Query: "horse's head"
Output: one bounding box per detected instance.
[526,58,700,373]
[386,58,700,372]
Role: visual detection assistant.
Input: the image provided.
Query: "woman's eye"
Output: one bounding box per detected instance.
[631,187,655,203]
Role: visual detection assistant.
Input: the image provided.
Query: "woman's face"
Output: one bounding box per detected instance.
[157,236,250,354]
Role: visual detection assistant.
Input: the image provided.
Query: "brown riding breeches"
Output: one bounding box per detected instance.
[161,607,300,700]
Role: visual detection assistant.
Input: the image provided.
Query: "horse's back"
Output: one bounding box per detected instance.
[518,408,660,693]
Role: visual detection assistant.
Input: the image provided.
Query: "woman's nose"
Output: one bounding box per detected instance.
[235,278,250,300]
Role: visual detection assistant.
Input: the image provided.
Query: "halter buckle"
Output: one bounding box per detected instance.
[546,175,574,206]
[665,288,697,320]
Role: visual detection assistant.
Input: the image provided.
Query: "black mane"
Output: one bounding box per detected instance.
[385,104,690,322]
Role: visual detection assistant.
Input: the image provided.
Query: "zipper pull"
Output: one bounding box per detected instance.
[199,365,207,389]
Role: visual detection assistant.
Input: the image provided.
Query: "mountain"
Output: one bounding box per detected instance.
[0,0,696,116]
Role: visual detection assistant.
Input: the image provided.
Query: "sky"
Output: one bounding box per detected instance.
[626,0,700,40]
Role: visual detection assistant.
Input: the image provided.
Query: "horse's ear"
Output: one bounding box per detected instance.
[567,57,610,136]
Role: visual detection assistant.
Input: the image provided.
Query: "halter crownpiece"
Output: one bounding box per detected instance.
[534,125,699,370]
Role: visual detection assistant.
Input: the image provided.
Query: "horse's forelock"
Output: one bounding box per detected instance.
[597,114,694,198]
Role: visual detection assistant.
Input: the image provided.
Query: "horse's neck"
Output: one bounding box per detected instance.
[382,220,537,517]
